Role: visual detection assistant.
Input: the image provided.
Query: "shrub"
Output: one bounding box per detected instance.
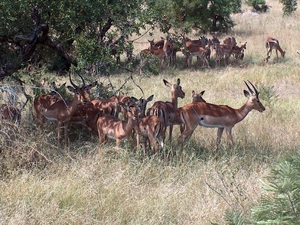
[252,153,300,224]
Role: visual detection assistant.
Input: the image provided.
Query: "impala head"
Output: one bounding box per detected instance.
[136,94,154,117]
[69,73,97,103]
[241,42,247,50]
[67,85,85,105]
[191,90,206,103]
[244,80,265,112]
[119,101,140,121]
[163,78,185,99]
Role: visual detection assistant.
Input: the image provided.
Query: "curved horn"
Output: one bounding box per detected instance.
[248,80,259,96]
[69,73,79,89]
[52,82,58,91]
[244,81,254,95]
[76,72,86,88]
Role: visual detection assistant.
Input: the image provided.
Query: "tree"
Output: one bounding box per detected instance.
[0,0,241,82]
[152,0,241,34]
[252,153,300,224]
[0,0,157,80]
[279,0,297,15]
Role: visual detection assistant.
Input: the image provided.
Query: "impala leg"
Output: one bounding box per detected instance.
[142,136,148,155]
[178,124,196,147]
[225,127,234,146]
[169,125,173,142]
[116,139,121,148]
[216,127,224,147]
[136,131,141,151]
[57,121,62,147]
[64,122,69,148]
[98,130,107,145]
[266,48,272,62]
[148,129,159,153]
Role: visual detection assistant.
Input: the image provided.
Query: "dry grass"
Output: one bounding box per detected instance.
[1,1,300,224]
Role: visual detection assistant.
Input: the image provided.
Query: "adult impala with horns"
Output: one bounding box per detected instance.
[178,81,265,148]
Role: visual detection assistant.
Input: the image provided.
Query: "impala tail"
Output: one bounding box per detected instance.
[154,117,166,149]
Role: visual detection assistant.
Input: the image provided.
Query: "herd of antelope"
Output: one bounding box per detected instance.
[0,69,266,153]
[139,35,285,73]
[1,35,282,152]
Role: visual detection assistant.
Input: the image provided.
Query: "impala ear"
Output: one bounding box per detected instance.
[85,81,97,91]
[200,90,205,96]
[67,86,76,93]
[244,90,250,98]
[163,79,171,87]
[147,95,154,102]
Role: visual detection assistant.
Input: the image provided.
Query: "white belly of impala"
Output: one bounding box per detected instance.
[44,116,57,121]
[199,118,225,128]
[107,135,116,139]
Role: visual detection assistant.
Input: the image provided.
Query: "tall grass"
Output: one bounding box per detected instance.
[1,1,300,224]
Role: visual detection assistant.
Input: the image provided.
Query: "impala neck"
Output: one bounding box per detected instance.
[66,94,81,114]
[236,101,253,123]
[277,46,284,56]
[125,115,138,134]
[171,92,178,110]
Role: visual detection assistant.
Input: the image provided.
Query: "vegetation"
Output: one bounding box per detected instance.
[252,153,300,224]
[1,1,300,224]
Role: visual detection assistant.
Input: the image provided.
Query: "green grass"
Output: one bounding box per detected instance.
[1,1,300,224]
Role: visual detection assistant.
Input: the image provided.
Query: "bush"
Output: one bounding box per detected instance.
[252,153,300,224]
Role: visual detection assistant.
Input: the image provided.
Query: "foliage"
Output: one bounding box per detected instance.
[245,0,269,13]
[252,153,300,224]
[0,0,156,80]
[224,209,246,225]
[279,0,297,15]
[258,84,278,110]
[152,0,242,33]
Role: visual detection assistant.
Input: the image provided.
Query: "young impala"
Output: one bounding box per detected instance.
[178,81,265,148]
[97,99,141,147]
[34,82,66,131]
[265,37,285,63]
[147,78,185,143]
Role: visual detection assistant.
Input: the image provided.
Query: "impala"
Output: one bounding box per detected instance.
[184,45,210,68]
[34,74,97,131]
[131,94,165,153]
[192,90,206,103]
[139,40,165,74]
[40,74,95,147]
[149,39,165,49]
[181,34,208,48]
[178,81,265,147]
[181,35,210,67]
[0,104,21,125]
[162,37,178,66]
[223,37,237,47]
[91,96,119,117]
[265,37,285,63]
[34,81,66,131]
[96,100,140,147]
[136,115,164,154]
[231,42,247,62]
[174,90,206,134]
[214,43,234,66]
[147,78,185,143]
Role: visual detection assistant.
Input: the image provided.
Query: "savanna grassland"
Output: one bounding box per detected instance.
[1,1,300,224]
